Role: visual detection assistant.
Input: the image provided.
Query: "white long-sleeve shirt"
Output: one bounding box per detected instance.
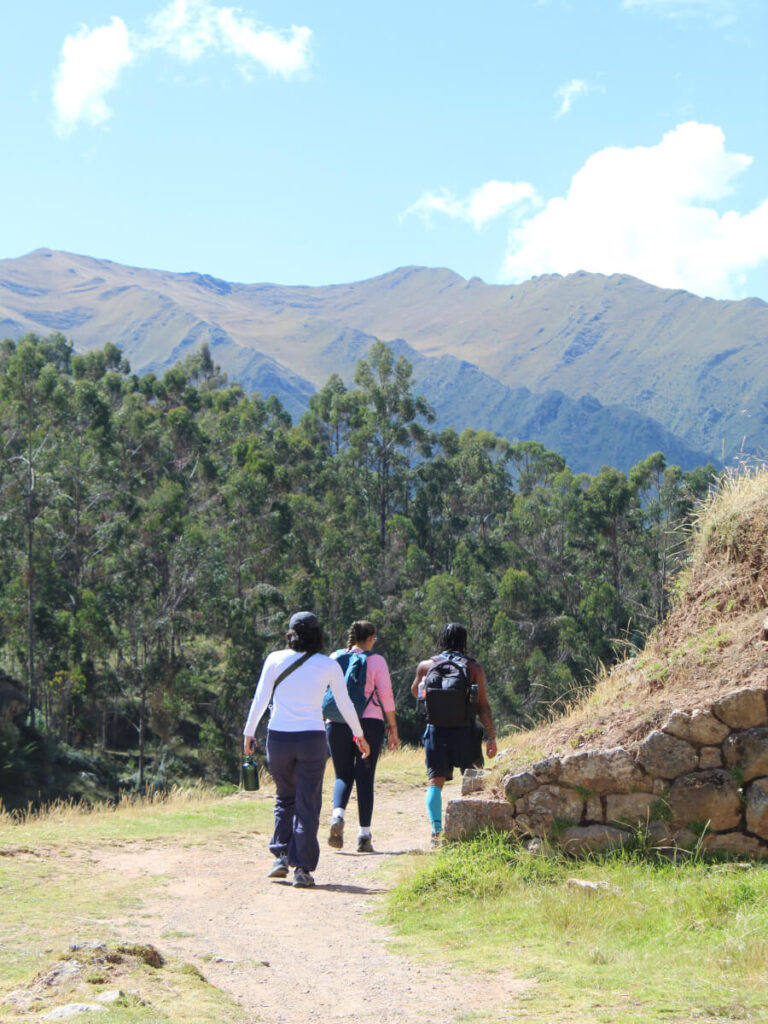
[243,648,364,736]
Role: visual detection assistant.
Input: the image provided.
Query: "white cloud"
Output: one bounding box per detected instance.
[555,78,589,117]
[52,1,311,133]
[144,0,311,76]
[406,123,768,300]
[53,17,135,135]
[405,180,541,229]
[215,10,311,75]
[503,122,768,299]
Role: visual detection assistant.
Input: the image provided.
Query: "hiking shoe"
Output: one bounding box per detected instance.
[293,866,316,888]
[429,831,443,851]
[267,853,289,878]
[328,815,344,849]
[356,834,374,853]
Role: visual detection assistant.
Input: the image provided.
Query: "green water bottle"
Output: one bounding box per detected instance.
[242,757,259,791]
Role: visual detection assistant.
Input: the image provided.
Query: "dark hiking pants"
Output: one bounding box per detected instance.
[266,729,328,872]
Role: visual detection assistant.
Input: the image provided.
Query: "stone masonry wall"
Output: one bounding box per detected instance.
[444,685,768,859]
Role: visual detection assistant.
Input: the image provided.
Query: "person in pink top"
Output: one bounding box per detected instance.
[326,620,399,852]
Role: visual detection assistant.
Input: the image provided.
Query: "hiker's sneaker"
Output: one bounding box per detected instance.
[293,866,316,888]
[267,853,289,878]
[429,831,443,851]
[328,815,344,848]
[356,834,374,853]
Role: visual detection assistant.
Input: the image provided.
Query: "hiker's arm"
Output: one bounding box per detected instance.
[474,664,497,758]
[384,709,399,749]
[410,660,430,698]
[372,654,399,749]
[243,655,278,749]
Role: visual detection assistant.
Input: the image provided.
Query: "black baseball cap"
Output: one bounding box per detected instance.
[289,611,320,630]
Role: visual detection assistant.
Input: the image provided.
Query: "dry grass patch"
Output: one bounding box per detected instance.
[0,784,274,851]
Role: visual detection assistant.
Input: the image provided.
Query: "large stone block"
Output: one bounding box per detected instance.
[531,757,561,784]
[668,770,742,832]
[646,821,672,846]
[444,798,518,839]
[636,731,698,779]
[745,778,768,840]
[605,791,656,828]
[701,833,768,860]
[584,795,604,822]
[515,785,584,838]
[699,746,723,770]
[671,828,699,850]
[558,746,651,794]
[503,771,538,802]
[461,768,488,795]
[560,825,631,856]
[723,727,768,782]
[712,688,768,730]
[662,709,730,746]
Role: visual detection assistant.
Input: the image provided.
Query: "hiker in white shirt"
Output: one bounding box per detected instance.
[243,611,370,888]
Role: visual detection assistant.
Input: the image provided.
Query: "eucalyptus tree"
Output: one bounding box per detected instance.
[0,333,73,719]
[348,342,434,549]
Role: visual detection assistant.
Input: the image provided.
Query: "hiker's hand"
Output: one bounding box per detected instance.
[387,727,400,751]
[486,737,497,759]
[244,736,257,756]
[355,736,371,758]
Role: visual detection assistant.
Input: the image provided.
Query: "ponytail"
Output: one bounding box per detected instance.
[346,619,376,650]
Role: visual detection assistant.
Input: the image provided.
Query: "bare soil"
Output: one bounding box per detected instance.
[82,781,532,1024]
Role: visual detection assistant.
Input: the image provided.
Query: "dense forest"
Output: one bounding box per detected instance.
[0,332,716,806]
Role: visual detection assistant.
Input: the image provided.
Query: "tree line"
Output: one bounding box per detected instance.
[0,332,716,793]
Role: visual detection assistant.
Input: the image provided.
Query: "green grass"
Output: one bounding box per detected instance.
[385,830,768,1023]
[0,787,274,1023]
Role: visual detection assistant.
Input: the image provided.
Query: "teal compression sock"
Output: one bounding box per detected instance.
[426,786,442,832]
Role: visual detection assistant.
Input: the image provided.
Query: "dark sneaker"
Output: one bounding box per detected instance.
[328,816,344,848]
[429,831,443,851]
[293,866,316,888]
[267,853,289,878]
[356,834,374,853]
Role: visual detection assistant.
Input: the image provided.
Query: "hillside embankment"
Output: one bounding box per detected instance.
[448,467,768,858]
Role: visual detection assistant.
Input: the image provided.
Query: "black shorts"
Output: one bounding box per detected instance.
[423,722,484,781]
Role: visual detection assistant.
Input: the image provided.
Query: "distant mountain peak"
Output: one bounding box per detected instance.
[1,249,766,470]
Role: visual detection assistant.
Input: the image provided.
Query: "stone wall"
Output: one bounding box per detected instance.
[445,685,768,859]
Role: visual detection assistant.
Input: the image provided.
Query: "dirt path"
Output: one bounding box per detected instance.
[88,781,531,1024]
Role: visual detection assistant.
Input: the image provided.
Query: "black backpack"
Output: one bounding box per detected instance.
[424,653,478,728]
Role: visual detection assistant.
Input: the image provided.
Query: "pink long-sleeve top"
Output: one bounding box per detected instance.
[333,647,396,721]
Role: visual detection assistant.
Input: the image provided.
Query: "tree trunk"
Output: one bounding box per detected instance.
[26,448,36,722]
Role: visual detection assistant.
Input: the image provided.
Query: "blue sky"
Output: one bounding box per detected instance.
[1,0,766,299]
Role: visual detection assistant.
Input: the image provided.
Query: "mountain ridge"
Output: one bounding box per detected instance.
[3,248,766,472]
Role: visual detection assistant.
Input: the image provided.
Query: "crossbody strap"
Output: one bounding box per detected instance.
[270,651,313,700]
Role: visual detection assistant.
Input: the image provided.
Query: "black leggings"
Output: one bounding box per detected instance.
[326,717,386,828]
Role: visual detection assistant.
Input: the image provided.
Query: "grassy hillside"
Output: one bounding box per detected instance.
[492,462,768,770]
